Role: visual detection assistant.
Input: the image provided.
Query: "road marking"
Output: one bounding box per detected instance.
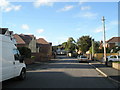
[89,63,120,84]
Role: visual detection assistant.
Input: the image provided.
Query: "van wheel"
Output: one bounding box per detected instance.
[18,68,26,80]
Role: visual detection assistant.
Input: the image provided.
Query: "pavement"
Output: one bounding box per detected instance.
[89,60,120,86]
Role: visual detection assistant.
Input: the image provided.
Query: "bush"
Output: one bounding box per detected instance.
[18,47,31,58]
[31,56,35,59]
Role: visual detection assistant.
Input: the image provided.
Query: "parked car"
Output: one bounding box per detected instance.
[77,55,89,62]
[107,55,120,62]
[0,34,26,82]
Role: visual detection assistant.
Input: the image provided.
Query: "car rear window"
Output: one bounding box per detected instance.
[81,56,87,58]
[118,56,120,58]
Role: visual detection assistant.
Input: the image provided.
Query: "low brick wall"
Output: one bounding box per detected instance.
[24,58,35,65]
[112,62,120,70]
[32,53,51,62]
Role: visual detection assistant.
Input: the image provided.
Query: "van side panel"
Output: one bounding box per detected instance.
[2,36,15,81]
[0,35,2,83]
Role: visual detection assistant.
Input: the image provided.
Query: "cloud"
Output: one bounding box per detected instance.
[75,12,98,19]
[33,0,54,8]
[36,35,47,40]
[21,24,29,30]
[78,0,89,5]
[82,12,98,18]
[57,5,74,12]
[94,26,109,33]
[36,29,44,34]
[75,28,81,31]
[109,20,118,25]
[80,6,91,10]
[0,0,22,12]
[94,27,103,33]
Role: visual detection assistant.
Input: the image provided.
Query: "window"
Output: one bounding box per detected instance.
[118,56,120,58]
[13,49,20,60]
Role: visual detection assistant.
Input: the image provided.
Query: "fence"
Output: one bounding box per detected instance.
[94,53,118,60]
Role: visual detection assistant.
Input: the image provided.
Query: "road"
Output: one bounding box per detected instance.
[2,55,119,88]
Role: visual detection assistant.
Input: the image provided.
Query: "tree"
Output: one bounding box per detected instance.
[18,47,31,58]
[62,37,77,53]
[89,41,100,54]
[77,36,92,54]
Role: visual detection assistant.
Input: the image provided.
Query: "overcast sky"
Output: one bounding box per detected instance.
[1,0,118,45]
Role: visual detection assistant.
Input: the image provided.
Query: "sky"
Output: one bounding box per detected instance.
[0,0,118,45]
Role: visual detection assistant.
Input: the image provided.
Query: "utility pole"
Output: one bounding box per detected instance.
[92,39,94,60]
[102,16,107,64]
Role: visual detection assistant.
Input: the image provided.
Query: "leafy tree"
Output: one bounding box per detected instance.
[89,41,100,54]
[17,47,31,58]
[77,36,92,54]
[62,37,77,53]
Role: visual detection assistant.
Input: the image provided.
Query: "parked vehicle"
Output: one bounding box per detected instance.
[77,55,89,62]
[107,55,120,62]
[0,34,26,82]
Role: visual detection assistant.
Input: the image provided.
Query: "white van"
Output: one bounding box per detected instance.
[0,34,26,82]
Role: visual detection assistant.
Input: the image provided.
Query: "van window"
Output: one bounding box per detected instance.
[13,49,20,60]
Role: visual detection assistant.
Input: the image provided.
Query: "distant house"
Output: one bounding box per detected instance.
[14,34,37,53]
[106,37,120,48]
[36,38,52,56]
[99,37,120,49]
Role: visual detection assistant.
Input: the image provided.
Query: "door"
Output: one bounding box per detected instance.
[13,49,22,77]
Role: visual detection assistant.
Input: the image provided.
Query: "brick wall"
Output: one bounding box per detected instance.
[32,53,51,62]
[24,58,35,64]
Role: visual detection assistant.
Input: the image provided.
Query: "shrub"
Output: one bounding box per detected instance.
[18,47,31,58]
[31,56,35,59]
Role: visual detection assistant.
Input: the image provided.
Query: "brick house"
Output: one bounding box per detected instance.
[36,38,52,56]
[14,34,37,53]
[106,37,120,48]
[99,37,120,49]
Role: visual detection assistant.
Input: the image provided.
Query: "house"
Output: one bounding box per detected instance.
[99,37,120,49]
[14,34,37,53]
[106,37,120,48]
[36,38,52,56]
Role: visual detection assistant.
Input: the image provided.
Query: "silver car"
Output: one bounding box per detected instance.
[77,55,89,62]
[107,55,120,62]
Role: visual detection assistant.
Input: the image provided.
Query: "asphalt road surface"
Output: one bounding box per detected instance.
[2,55,119,88]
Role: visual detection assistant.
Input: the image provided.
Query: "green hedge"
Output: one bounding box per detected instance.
[18,47,31,58]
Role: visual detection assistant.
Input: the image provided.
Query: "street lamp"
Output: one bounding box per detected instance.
[102,16,107,64]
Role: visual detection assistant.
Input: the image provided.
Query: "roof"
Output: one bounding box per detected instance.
[14,34,35,44]
[14,34,25,44]
[37,38,49,44]
[107,37,120,43]
[0,28,8,34]
[19,34,33,44]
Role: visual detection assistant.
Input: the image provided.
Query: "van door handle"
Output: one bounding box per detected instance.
[13,62,15,65]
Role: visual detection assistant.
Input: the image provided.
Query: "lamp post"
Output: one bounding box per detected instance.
[102,16,107,64]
